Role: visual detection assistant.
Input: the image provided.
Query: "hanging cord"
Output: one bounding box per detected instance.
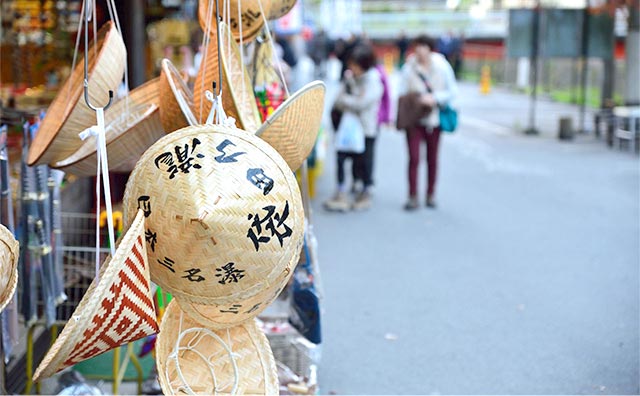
[105,0,130,119]
[167,311,239,395]
[256,0,290,98]
[67,0,85,100]
[237,0,247,110]
[198,0,215,123]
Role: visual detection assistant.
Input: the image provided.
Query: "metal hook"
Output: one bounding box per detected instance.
[214,0,223,97]
[82,0,114,112]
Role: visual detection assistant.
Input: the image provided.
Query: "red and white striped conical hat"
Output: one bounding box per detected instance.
[33,209,159,382]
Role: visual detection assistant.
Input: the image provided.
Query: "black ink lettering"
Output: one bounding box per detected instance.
[145,229,157,252]
[158,257,176,273]
[215,263,245,285]
[182,268,205,282]
[137,196,151,217]
[214,139,246,163]
[247,168,274,195]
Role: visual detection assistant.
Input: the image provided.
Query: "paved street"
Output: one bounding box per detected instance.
[313,80,640,394]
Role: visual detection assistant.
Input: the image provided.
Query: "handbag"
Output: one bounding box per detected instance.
[439,104,458,133]
[335,111,365,153]
[396,92,431,131]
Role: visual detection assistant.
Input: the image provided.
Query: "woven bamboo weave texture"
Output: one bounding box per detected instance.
[52,78,165,176]
[32,210,159,382]
[156,300,278,395]
[159,59,198,133]
[122,125,304,324]
[198,0,271,43]
[256,80,325,171]
[0,224,19,313]
[28,21,126,166]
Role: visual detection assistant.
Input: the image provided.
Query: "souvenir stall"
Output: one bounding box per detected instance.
[0,0,324,394]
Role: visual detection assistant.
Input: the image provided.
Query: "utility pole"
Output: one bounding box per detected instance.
[525,0,541,135]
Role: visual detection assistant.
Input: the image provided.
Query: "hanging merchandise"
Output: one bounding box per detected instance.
[0,224,19,314]
[253,34,287,121]
[289,232,321,344]
[158,59,198,133]
[122,124,304,329]
[32,209,159,382]
[51,78,165,176]
[267,0,296,20]
[194,21,262,131]
[156,300,278,395]
[199,0,272,43]
[27,20,126,166]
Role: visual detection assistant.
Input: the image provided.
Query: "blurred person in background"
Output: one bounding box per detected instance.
[400,35,457,210]
[396,31,409,68]
[324,43,383,212]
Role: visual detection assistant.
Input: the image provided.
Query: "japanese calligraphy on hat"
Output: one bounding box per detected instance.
[194,21,261,132]
[156,300,278,395]
[28,21,126,166]
[52,78,165,176]
[199,0,272,43]
[159,59,198,134]
[0,224,19,313]
[267,0,296,20]
[33,210,159,382]
[256,80,325,171]
[122,124,303,329]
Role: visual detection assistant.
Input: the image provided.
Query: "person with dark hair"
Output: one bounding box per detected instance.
[324,44,383,212]
[399,34,458,210]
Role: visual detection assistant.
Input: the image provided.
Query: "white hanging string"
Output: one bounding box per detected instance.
[78,108,117,279]
[205,91,236,127]
[198,0,216,123]
[67,0,85,100]
[168,311,240,395]
[237,0,247,110]
[105,0,129,118]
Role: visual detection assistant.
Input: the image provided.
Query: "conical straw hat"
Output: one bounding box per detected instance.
[28,21,126,166]
[268,0,296,20]
[0,225,19,313]
[199,0,272,43]
[52,78,165,176]
[33,210,159,382]
[194,22,261,132]
[156,300,278,395]
[159,59,198,133]
[256,81,325,171]
[122,125,304,327]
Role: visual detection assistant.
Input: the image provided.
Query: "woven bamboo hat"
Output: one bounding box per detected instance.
[52,78,165,176]
[156,300,278,395]
[194,22,261,132]
[33,210,159,382]
[198,0,272,43]
[268,0,296,20]
[159,59,198,133]
[0,224,19,313]
[122,124,303,328]
[256,81,325,171]
[28,21,126,166]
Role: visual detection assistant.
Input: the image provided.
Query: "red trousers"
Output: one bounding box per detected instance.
[406,126,441,197]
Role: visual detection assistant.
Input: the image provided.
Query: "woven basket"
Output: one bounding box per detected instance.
[193,22,261,132]
[159,59,198,134]
[177,248,295,329]
[28,21,126,166]
[52,78,165,176]
[156,300,278,395]
[122,124,304,327]
[268,0,296,20]
[256,80,325,171]
[0,225,19,313]
[33,210,159,382]
[198,0,272,43]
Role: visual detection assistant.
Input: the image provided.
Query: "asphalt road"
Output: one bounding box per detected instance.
[312,81,640,394]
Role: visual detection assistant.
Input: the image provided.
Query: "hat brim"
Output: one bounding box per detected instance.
[33,210,159,382]
[193,22,261,132]
[28,21,126,166]
[198,0,271,44]
[51,78,165,176]
[0,225,19,313]
[256,81,325,171]
[268,0,296,20]
[159,59,198,133]
[156,300,278,395]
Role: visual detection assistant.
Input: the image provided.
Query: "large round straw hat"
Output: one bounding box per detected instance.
[156,300,278,395]
[122,124,303,328]
[198,0,272,44]
[33,210,159,382]
[28,21,126,166]
[52,78,165,176]
[194,22,261,132]
[0,224,19,313]
[159,59,198,134]
[268,0,296,20]
[256,80,325,171]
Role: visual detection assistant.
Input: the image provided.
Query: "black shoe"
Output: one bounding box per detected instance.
[403,197,419,211]
[426,195,437,208]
